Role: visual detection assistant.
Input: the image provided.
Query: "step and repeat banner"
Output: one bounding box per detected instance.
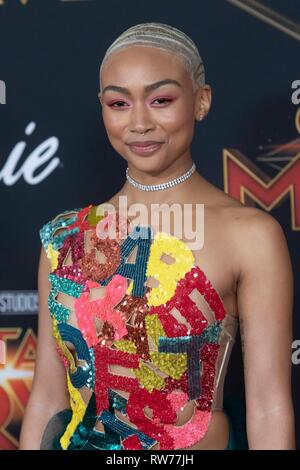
[0,0,299,449]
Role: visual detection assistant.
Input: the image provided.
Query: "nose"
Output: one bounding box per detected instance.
[129,102,155,134]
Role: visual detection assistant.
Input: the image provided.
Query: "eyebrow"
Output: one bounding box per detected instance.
[101,79,182,95]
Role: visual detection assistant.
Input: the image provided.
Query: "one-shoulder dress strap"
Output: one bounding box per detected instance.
[39,207,83,252]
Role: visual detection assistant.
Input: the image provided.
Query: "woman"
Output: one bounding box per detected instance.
[20,22,295,450]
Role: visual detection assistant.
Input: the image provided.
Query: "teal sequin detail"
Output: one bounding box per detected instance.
[48,273,84,298]
[100,225,152,297]
[48,288,70,323]
[68,394,122,450]
[86,347,95,389]
[39,208,81,251]
[109,389,127,414]
[47,274,84,323]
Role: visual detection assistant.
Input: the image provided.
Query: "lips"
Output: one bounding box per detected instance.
[127,141,164,147]
[127,141,164,156]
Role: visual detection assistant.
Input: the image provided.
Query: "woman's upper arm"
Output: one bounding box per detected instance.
[235,210,294,416]
[31,245,69,410]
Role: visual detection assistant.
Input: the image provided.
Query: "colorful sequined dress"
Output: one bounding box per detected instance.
[39,203,238,450]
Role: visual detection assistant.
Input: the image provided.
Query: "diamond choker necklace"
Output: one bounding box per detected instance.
[126,162,196,192]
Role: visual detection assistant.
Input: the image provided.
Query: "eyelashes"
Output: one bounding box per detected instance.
[107,97,174,108]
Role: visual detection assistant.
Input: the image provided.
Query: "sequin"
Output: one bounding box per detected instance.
[163,408,212,449]
[48,288,71,323]
[146,232,194,306]
[126,389,176,449]
[47,243,59,271]
[69,205,94,233]
[74,276,128,347]
[134,362,165,391]
[117,290,151,360]
[100,225,152,298]
[100,410,155,449]
[149,351,187,380]
[79,233,121,282]
[60,372,87,450]
[87,205,105,227]
[94,345,139,414]
[158,322,221,400]
[96,212,129,241]
[41,204,237,451]
[52,318,76,373]
[39,208,81,252]
[47,274,84,323]
[58,323,94,389]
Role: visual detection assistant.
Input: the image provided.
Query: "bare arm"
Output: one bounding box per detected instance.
[235,209,295,449]
[19,246,70,450]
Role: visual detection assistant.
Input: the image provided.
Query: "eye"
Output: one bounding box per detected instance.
[152,97,173,105]
[108,100,128,108]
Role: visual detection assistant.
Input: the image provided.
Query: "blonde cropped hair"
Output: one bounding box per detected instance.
[99,22,205,92]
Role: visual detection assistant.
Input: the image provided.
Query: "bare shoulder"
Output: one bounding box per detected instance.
[224,204,287,248]
[221,203,292,282]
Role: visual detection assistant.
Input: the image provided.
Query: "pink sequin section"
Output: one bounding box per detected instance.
[74,276,128,347]
[166,391,188,413]
[163,409,212,449]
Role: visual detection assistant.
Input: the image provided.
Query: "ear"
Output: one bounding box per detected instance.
[194,84,212,121]
[98,92,103,106]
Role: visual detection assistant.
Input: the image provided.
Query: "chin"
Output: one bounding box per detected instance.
[124,152,169,175]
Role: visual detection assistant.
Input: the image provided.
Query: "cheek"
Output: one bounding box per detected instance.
[161,111,194,144]
[159,101,194,132]
[102,110,124,137]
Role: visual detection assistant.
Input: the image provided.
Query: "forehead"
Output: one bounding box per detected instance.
[101,45,190,86]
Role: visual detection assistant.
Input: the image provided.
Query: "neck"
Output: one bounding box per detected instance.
[117,154,203,207]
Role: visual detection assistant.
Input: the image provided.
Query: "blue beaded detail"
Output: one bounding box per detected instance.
[158,322,222,400]
[58,323,94,389]
[100,225,152,297]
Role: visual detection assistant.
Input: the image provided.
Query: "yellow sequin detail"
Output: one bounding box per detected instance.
[47,243,59,271]
[113,339,137,353]
[150,351,187,380]
[52,319,76,373]
[144,314,186,382]
[145,314,166,347]
[134,362,165,391]
[126,279,134,295]
[146,232,194,306]
[87,205,105,226]
[60,373,87,450]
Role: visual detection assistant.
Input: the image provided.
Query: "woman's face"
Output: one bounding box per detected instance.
[99,45,206,174]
